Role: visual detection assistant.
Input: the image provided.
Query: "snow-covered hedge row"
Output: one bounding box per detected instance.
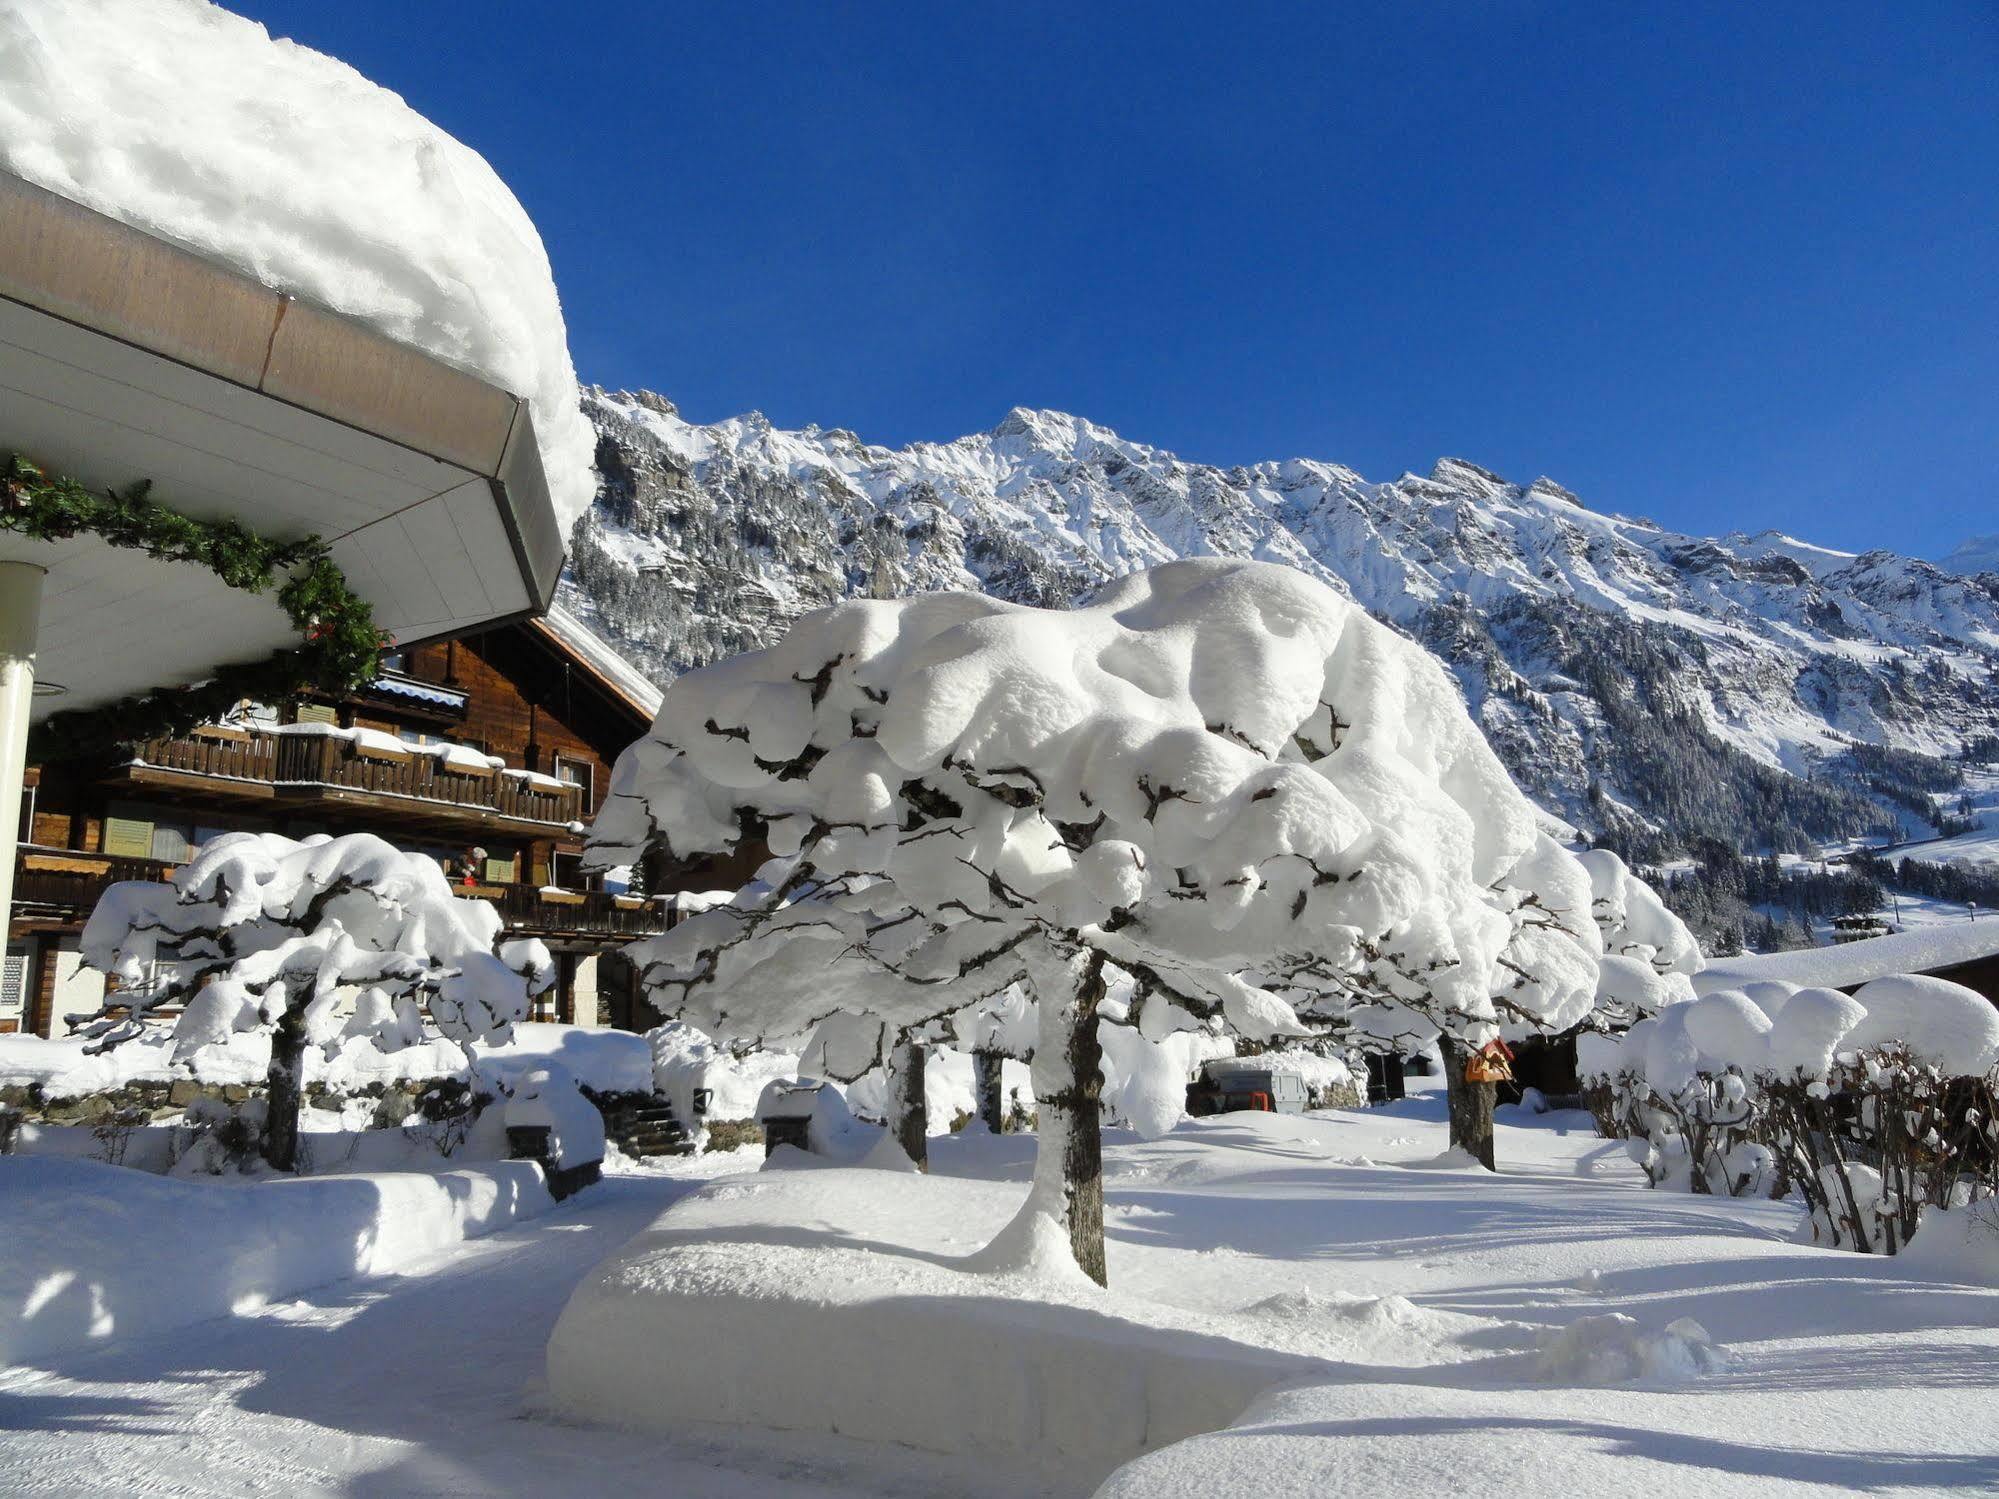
[0,1022,650,1104]
[1580,975,1999,1251]
[0,1155,552,1367]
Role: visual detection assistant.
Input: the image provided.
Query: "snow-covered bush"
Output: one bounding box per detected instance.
[590,559,1631,1278]
[1580,972,1999,1251]
[75,833,553,1171]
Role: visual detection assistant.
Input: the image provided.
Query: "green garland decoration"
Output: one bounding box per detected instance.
[3,454,390,760]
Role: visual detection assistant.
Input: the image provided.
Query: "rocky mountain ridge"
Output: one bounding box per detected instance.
[561,387,1999,858]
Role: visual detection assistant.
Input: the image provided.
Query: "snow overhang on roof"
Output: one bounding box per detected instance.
[0,170,566,722]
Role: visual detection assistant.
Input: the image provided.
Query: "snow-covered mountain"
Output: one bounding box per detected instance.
[561,389,1999,857]
[1940,534,1999,578]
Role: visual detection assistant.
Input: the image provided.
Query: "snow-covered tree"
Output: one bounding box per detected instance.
[592,559,1626,1277]
[75,832,553,1170]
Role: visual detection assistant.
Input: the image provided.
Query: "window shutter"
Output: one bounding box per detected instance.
[0,953,27,1019]
[103,816,155,859]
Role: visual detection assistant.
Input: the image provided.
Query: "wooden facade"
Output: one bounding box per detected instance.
[5,615,704,1038]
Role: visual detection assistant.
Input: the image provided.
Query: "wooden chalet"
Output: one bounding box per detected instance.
[3,607,710,1038]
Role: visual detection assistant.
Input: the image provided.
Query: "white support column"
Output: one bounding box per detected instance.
[0,563,45,965]
[571,953,601,1028]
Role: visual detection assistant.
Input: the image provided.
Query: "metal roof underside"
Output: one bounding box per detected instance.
[0,171,566,723]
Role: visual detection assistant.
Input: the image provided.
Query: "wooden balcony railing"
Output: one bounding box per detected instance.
[126,731,584,828]
[269,733,583,825]
[469,882,672,938]
[12,847,662,940]
[138,731,278,784]
[10,848,175,920]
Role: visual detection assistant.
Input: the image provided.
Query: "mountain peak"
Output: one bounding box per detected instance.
[1428,457,1512,497]
[1941,534,1999,577]
[989,407,1120,459]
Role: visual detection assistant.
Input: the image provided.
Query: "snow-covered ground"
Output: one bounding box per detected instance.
[1900,766,1999,870]
[0,1153,1019,1499]
[547,1092,1999,1496]
[9,1091,1998,1496]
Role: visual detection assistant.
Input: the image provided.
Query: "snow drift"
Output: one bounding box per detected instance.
[0,1155,552,1367]
[545,1166,1324,1485]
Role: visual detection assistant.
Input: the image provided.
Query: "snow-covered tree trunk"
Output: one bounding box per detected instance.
[262,985,310,1173]
[1440,1035,1496,1172]
[1025,948,1108,1285]
[887,1036,928,1171]
[972,1047,1005,1135]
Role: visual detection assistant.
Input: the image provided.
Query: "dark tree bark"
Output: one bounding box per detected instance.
[1057,953,1108,1285]
[887,1035,928,1171]
[972,1046,1006,1134]
[262,989,309,1173]
[1440,1034,1496,1172]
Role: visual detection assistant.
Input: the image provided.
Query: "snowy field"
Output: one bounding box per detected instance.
[7,1087,1996,1497]
[1902,767,1999,870]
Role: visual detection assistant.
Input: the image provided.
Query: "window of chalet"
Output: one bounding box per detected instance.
[554,755,593,803]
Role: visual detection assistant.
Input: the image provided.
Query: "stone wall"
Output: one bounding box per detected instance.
[0,1076,442,1129]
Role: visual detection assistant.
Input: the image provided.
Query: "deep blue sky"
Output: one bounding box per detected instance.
[237,1,1995,557]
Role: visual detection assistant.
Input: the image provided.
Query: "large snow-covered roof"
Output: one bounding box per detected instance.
[1694,922,1999,994]
[0,0,594,537]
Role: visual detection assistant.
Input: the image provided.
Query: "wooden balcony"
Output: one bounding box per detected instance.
[9,846,663,943]
[8,847,176,932]
[118,729,584,838]
[461,882,672,940]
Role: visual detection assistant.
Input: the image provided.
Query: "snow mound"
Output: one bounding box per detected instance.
[545,1166,1322,1485]
[0,0,593,533]
[1532,1313,1725,1385]
[499,1062,604,1168]
[957,1206,1098,1285]
[0,1154,551,1367]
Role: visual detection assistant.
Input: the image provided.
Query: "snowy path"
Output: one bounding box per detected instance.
[0,1164,1020,1498]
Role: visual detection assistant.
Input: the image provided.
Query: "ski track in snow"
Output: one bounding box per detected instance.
[0,1164,1023,1499]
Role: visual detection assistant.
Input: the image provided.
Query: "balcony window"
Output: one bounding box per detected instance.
[150,824,193,864]
[555,755,593,803]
